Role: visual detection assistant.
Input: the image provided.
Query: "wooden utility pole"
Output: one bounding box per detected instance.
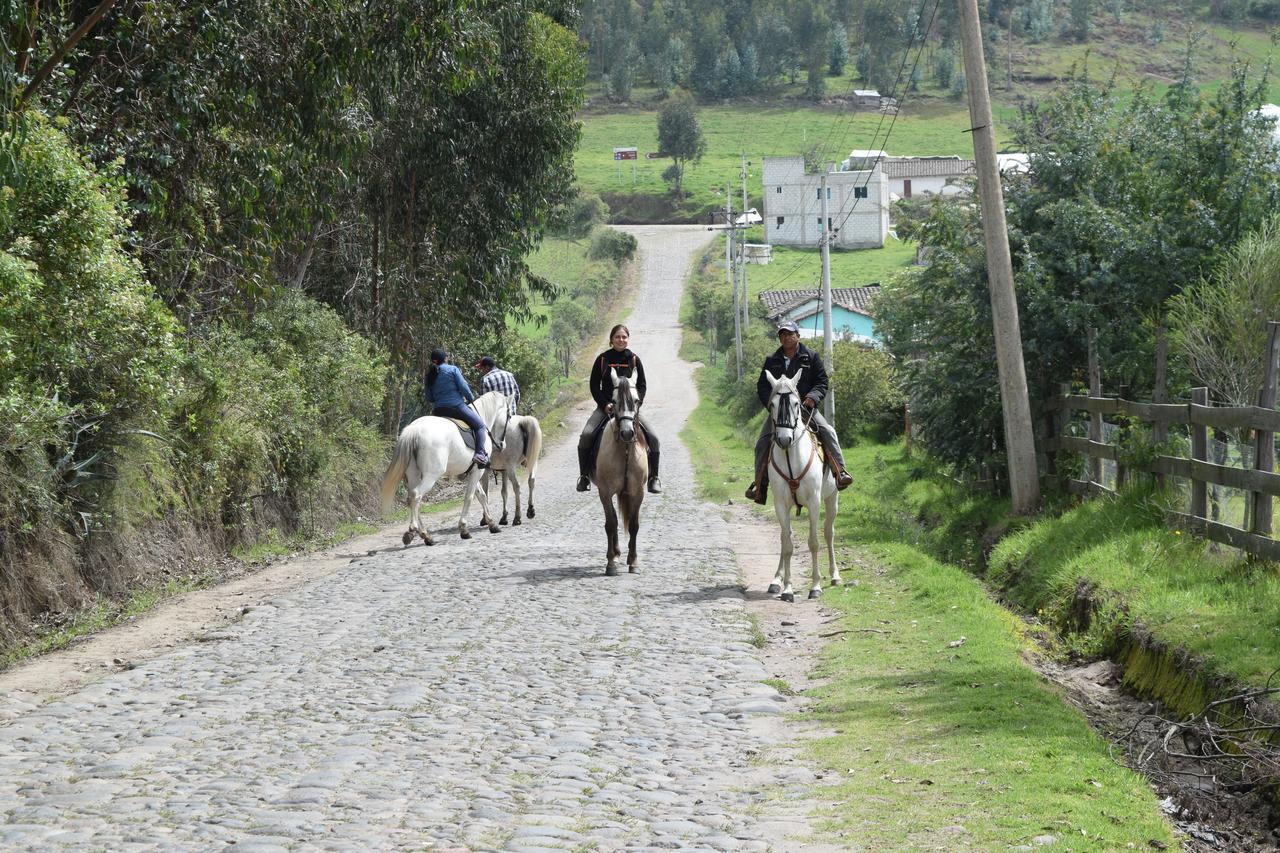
[820,169,835,424]
[726,185,743,379]
[957,0,1040,513]
[740,153,751,334]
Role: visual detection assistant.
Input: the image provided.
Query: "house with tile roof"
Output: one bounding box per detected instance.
[881,155,975,199]
[759,285,881,343]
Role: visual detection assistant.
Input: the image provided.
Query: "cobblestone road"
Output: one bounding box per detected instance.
[0,226,827,852]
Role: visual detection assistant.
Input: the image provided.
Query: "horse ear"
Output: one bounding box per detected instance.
[609,366,619,385]
[765,370,780,390]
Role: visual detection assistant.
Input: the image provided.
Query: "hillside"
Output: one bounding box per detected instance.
[576,4,1280,222]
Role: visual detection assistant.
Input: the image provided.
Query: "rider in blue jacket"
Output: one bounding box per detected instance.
[424,349,488,466]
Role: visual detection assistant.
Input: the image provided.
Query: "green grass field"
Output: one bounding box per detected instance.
[679,365,1177,849]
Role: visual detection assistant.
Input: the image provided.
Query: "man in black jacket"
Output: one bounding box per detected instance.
[744,320,854,503]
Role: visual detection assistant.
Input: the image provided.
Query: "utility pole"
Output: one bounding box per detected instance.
[957,0,1040,513]
[740,153,751,334]
[820,168,835,424]
[726,184,743,379]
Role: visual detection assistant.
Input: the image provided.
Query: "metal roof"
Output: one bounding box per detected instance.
[881,156,976,179]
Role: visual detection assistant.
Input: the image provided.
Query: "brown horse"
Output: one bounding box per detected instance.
[592,369,648,576]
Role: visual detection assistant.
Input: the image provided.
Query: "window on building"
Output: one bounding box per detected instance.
[854,186,868,199]
[776,186,782,193]
[776,216,784,227]
[903,179,912,199]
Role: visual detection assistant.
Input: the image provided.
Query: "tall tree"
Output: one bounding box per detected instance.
[656,91,706,199]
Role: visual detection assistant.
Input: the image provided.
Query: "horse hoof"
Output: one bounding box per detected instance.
[628,564,639,573]
[605,565,619,577]
[830,578,841,587]
[527,507,535,518]
[808,588,822,600]
[767,583,782,595]
[499,514,508,525]
[460,530,472,540]
[488,525,500,534]
[512,517,522,526]
[420,532,434,546]
[402,531,413,546]
[781,592,795,603]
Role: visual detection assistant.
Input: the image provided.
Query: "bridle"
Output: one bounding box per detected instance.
[768,384,817,494]
[611,377,641,444]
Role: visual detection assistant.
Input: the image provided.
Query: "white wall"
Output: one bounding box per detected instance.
[762,156,888,249]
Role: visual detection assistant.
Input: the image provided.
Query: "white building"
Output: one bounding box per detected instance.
[882,155,975,199]
[761,155,890,249]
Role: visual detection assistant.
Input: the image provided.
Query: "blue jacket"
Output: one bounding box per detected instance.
[425,363,475,410]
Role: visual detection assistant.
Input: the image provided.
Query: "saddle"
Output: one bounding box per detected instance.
[756,421,833,510]
[586,414,648,478]
[437,416,479,452]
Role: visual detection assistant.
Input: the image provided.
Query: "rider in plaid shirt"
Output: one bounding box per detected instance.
[474,356,520,415]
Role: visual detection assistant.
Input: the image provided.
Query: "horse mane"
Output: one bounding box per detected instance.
[471,390,507,425]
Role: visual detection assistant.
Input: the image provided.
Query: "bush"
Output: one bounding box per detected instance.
[587,226,637,263]
[830,341,905,441]
[173,292,387,539]
[551,188,609,238]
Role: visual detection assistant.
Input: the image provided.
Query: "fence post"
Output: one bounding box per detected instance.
[1153,326,1168,489]
[1251,322,1280,538]
[1191,386,1209,521]
[1088,328,1103,489]
[1117,384,1129,487]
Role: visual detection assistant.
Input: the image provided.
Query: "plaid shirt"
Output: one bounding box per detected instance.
[482,367,521,414]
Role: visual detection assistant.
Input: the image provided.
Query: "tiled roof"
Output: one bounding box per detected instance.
[882,156,975,179]
[759,285,881,319]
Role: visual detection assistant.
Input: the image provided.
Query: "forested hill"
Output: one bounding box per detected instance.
[577,0,1280,105]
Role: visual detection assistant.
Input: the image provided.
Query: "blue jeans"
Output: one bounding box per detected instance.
[434,405,488,460]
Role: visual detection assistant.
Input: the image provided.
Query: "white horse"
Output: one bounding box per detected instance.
[482,413,542,525]
[762,371,841,602]
[380,391,510,545]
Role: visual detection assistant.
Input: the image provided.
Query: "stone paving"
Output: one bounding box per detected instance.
[0,226,826,851]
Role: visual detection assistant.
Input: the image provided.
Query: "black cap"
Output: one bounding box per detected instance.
[474,356,496,369]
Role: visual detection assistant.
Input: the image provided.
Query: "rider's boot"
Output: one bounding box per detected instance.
[576,446,592,492]
[472,425,490,467]
[647,450,662,494]
[816,433,852,490]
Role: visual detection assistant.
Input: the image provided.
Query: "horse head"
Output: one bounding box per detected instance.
[609,367,641,443]
[764,370,802,450]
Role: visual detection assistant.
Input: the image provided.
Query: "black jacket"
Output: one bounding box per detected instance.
[590,347,647,409]
[756,342,828,408]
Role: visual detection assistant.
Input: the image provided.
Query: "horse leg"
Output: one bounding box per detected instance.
[504,468,514,522]
[498,470,509,525]
[617,492,640,572]
[478,469,500,533]
[774,493,795,603]
[525,471,535,519]
[825,487,841,587]
[600,493,619,576]
[806,489,823,599]
[409,466,439,547]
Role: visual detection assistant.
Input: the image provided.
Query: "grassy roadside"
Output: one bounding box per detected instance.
[681,364,1177,849]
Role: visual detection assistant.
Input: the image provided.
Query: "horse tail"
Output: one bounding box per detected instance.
[380,429,415,515]
[522,417,543,480]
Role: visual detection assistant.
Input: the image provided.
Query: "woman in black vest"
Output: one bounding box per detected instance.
[575,324,662,494]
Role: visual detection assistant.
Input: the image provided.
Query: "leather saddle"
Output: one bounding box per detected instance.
[435,416,479,452]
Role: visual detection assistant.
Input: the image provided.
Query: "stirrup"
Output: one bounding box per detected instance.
[647,477,663,494]
[576,475,591,492]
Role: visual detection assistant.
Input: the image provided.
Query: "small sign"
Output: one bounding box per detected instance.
[613,147,638,161]
[645,152,662,159]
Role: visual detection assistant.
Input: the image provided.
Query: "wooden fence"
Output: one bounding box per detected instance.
[1042,324,1280,561]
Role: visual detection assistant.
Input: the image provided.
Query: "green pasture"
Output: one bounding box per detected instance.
[679,364,1177,849]
[577,101,989,219]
